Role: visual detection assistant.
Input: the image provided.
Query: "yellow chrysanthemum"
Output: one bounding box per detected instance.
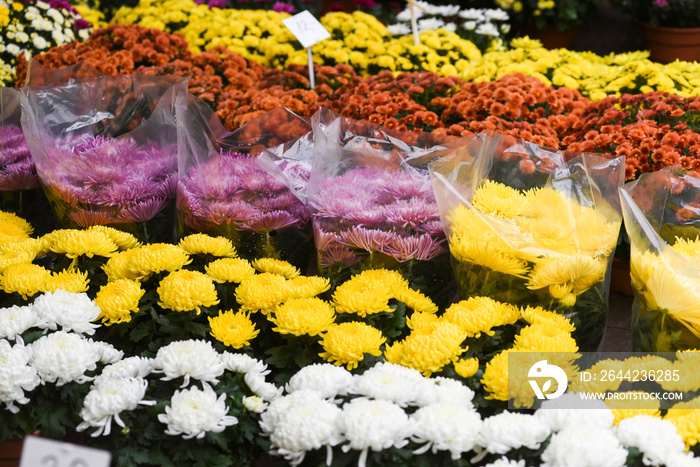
[519,305,575,333]
[208,310,259,349]
[88,225,140,250]
[406,311,442,332]
[157,269,219,314]
[127,243,192,279]
[286,276,331,299]
[41,269,90,293]
[235,272,289,313]
[179,233,237,257]
[0,244,36,273]
[481,350,512,403]
[513,323,579,353]
[570,358,627,393]
[661,351,700,392]
[443,296,520,337]
[666,408,700,449]
[319,321,386,371]
[46,229,118,259]
[269,297,335,336]
[454,357,479,378]
[332,269,405,317]
[672,237,700,257]
[94,279,145,326]
[394,287,438,314]
[384,321,467,377]
[450,235,530,277]
[0,210,33,235]
[526,255,606,306]
[252,258,300,279]
[357,269,408,291]
[0,222,31,246]
[205,258,256,284]
[1,263,50,299]
[102,249,142,281]
[472,179,534,219]
[605,391,661,425]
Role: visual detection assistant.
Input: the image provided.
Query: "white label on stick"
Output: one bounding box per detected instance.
[282,10,330,48]
[20,436,112,467]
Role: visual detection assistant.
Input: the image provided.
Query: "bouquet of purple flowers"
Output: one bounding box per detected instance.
[307,108,462,303]
[20,74,187,242]
[177,96,314,268]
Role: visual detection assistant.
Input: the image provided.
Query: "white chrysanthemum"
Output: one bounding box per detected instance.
[353,362,430,407]
[485,9,509,20]
[94,341,122,365]
[477,411,550,454]
[158,383,237,439]
[29,331,102,385]
[665,452,700,466]
[535,393,614,432]
[242,395,267,414]
[267,391,344,467]
[154,340,225,387]
[417,376,475,407]
[484,457,526,467]
[0,305,43,340]
[411,403,482,460]
[340,397,415,467]
[221,352,269,375]
[260,390,316,434]
[285,364,354,399]
[99,356,154,380]
[617,415,685,466]
[541,425,628,467]
[32,291,100,335]
[396,8,421,22]
[418,18,445,32]
[77,377,155,437]
[386,23,411,36]
[0,340,40,413]
[476,22,500,36]
[244,372,282,402]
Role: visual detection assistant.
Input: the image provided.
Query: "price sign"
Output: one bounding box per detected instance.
[20,437,111,467]
[282,10,330,49]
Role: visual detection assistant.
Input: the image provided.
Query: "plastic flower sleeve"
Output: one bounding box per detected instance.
[20,74,188,243]
[430,132,624,352]
[307,107,464,305]
[176,95,314,268]
[620,168,700,351]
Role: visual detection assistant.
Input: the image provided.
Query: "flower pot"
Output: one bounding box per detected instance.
[521,25,578,49]
[0,437,24,467]
[642,23,700,63]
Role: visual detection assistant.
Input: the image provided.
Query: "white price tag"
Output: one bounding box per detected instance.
[20,436,111,467]
[282,10,330,49]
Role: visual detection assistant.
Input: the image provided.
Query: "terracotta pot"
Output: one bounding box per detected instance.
[642,23,700,63]
[0,437,24,467]
[521,26,577,49]
[610,258,633,297]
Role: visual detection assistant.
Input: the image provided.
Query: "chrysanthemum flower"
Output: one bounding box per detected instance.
[412,402,482,461]
[617,415,686,467]
[154,339,225,387]
[604,390,661,425]
[450,235,530,277]
[513,323,579,353]
[235,272,289,313]
[454,357,480,378]
[285,363,354,399]
[332,270,397,317]
[1,263,50,299]
[127,243,192,280]
[472,180,535,219]
[394,287,438,313]
[541,425,628,467]
[0,210,33,236]
[477,411,550,454]
[94,279,145,326]
[672,237,700,258]
[159,383,238,440]
[30,331,113,385]
[0,305,41,340]
[520,305,575,333]
[406,311,441,332]
[443,297,520,337]
[252,258,300,279]
[0,340,40,413]
[384,321,467,377]
[319,322,386,370]
[0,246,36,273]
[481,351,517,404]
[157,270,219,314]
[179,233,237,257]
[32,290,101,335]
[341,397,414,457]
[0,222,31,246]
[208,310,259,349]
[270,297,336,336]
[41,269,90,294]
[205,257,256,283]
[102,249,142,281]
[285,276,330,298]
[352,362,429,407]
[88,225,140,250]
[527,255,606,306]
[46,228,118,259]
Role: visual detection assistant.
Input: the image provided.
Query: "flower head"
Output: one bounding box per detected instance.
[208,310,259,349]
[319,322,386,370]
[0,340,40,413]
[411,403,482,460]
[205,257,256,283]
[270,297,336,336]
[94,279,145,326]
[285,363,355,399]
[46,229,118,259]
[178,233,237,257]
[0,305,42,340]
[235,272,289,313]
[157,269,219,314]
[252,258,300,279]
[394,287,438,314]
[1,263,51,298]
[353,362,430,407]
[477,411,550,454]
[341,397,414,454]
[127,243,192,280]
[154,339,225,387]
[443,297,520,337]
[541,425,628,467]
[87,225,140,250]
[41,269,90,294]
[285,275,331,299]
[32,290,101,335]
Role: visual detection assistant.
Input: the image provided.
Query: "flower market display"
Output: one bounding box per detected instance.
[6,0,700,465]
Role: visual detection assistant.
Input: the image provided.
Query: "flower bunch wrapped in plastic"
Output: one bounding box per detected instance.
[0,89,39,195]
[20,74,187,243]
[308,108,461,303]
[431,132,624,352]
[620,167,700,351]
[0,0,93,84]
[177,97,314,267]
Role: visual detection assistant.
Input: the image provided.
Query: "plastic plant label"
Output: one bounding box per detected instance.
[20,437,111,467]
[282,10,330,48]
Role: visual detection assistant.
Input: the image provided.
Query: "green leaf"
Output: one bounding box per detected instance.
[129,321,153,343]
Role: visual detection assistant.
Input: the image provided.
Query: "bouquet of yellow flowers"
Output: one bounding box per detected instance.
[430,132,624,352]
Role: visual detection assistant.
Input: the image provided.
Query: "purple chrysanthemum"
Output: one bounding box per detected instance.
[0,125,39,191]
